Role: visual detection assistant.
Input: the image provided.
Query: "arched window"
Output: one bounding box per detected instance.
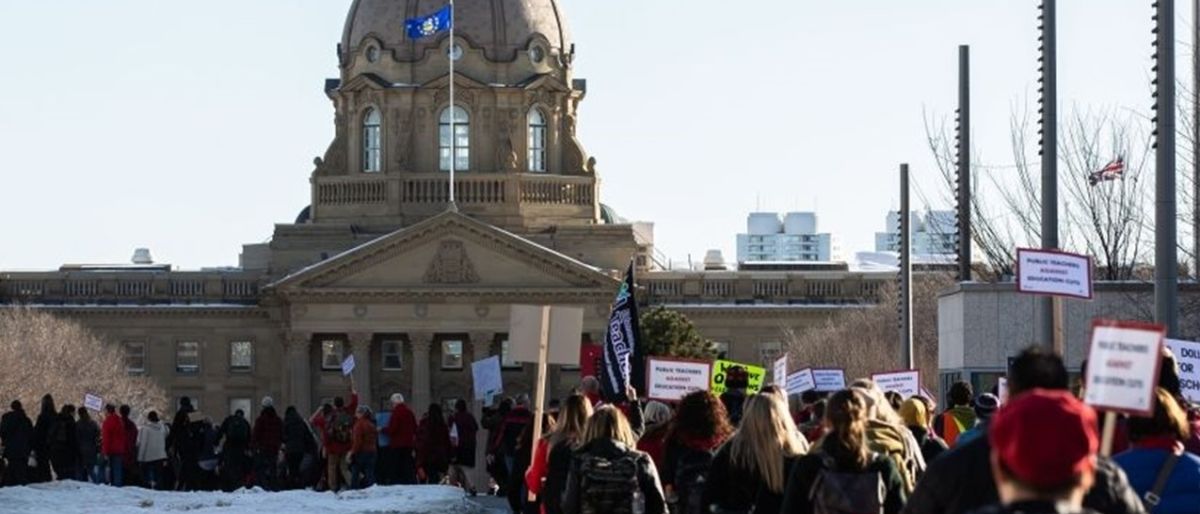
[439,106,469,172]
[528,108,547,172]
[362,108,381,173]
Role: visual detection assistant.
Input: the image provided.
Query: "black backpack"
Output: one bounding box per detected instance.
[577,450,641,514]
[808,452,886,514]
[330,411,354,444]
[673,447,715,514]
[226,416,250,447]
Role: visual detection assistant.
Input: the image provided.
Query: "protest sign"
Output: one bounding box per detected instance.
[509,305,585,365]
[1166,339,1200,404]
[83,393,103,412]
[786,368,816,394]
[1084,320,1165,416]
[812,368,847,392]
[711,360,765,395]
[471,356,503,404]
[997,377,1009,405]
[341,354,356,376]
[773,356,788,386]
[1016,248,1093,300]
[872,370,921,399]
[646,357,712,402]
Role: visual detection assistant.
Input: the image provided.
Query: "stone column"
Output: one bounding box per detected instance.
[349,332,373,408]
[285,332,313,415]
[410,333,433,411]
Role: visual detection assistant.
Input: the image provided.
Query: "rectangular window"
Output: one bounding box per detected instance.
[321,340,344,370]
[500,339,521,369]
[442,340,464,369]
[229,398,252,421]
[176,341,200,374]
[124,341,146,374]
[382,340,403,371]
[229,341,253,372]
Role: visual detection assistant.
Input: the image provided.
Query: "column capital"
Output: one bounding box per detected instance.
[284,332,312,354]
[409,332,434,352]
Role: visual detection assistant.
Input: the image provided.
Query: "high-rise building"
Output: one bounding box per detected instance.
[736,212,840,263]
[874,210,957,256]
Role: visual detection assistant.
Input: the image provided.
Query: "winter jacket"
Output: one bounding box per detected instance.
[75,417,99,465]
[780,449,907,514]
[720,390,748,426]
[526,436,580,514]
[100,414,126,456]
[0,408,33,459]
[636,422,670,475]
[704,442,800,514]
[1114,439,1200,514]
[32,410,55,460]
[122,416,138,466]
[385,402,418,449]
[866,418,924,493]
[350,416,377,456]
[137,421,170,463]
[283,411,316,456]
[526,437,555,496]
[322,393,358,455]
[449,409,478,466]
[661,433,726,490]
[417,415,452,474]
[907,425,948,466]
[489,405,532,457]
[964,502,1101,514]
[562,438,666,514]
[933,405,977,447]
[47,412,77,464]
[252,407,284,456]
[902,434,1146,514]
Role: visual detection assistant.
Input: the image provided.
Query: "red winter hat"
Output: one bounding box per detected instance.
[989,388,1098,489]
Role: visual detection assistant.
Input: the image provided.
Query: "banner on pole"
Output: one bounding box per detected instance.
[645,357,712,402]
[472,356,503,404]
[711,360,765,395]
[83,393,103,412]
[872,370,921,399]
[812,368,847,392]
[341,354,356,377]
[600,263,643,403]
[1166,339,1200,403]
[786,368,816,394]
[773,356,788,386]
[1084,319,1165,416]
[1016,248,1093,299]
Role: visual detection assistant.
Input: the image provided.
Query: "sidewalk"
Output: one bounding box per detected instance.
[468,493,509,514]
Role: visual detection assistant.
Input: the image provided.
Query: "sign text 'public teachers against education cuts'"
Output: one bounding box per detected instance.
[1084,320,1164,416]
[1017,248,1093,299]
[646,357,711,402]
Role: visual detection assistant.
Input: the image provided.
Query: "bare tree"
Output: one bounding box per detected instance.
[0,308,168,419]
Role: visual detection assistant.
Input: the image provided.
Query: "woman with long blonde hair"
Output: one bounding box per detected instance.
[563,406,666,514]
[702,392,808,514]
[525,393,592,514]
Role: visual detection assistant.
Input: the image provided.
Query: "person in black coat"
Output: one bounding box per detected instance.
[48,404,78,481]
[281,406,316,489]
[704,393,808,514]
[75,408,100,483]
[1,400,34,486]
[31,394,56,482]
[562,406,666,514]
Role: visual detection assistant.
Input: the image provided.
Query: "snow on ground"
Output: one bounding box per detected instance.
[0,480,485,514]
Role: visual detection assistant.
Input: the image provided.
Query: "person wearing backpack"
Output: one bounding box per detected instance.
[528,393,593,514]
[705,392,808,514]
[563,405,666,514]
[217,410,251,491]
[780,389,905,514]
[662,390,734,514]
[1114,388,1200,514]
[324,386,359,492]
[850,381,925,494]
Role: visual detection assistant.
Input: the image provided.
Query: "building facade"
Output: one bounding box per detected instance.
[874,210,957,257]
[736,212,839,264]
[0,1,893,420]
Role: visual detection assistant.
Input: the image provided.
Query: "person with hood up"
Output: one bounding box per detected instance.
[956,393,999,447]
[934,381,977,447]
[100,404,126,486]
[1,400,34,486]
[1114,387,1200,514]
[349,405,378,489]
[662,390,734,514]
[31,394,56,482]
[963,389,1101,514]
[48,404,78,481]
[282,405,317,489]
[850,379,926,494]
[384,392,418,485]
[417,403,452,485]
[252,397,284,491]
[75,407,101,484]
[705,392,809,514]
[636,401,672,474]
[899,397,948,466]
[448,398,479,494]
[137,411,170,490]
[562,405,666,514]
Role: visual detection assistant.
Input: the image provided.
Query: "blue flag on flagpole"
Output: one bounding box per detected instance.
[405,5,453,39]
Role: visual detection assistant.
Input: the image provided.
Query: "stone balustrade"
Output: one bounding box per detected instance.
[0,270,263,305]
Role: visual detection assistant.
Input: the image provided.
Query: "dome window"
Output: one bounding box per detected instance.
[528,46,545,64]
[362,108,382,173]
[366,45,379,63]
[439,106,470,172]
[527,108,547,172]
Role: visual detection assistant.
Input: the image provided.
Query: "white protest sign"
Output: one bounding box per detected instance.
[509,305,585,365]
[472,356,504,403]
[872,370,921,399]
[997,377,1009,405]
[1166,339,1200,404]
[83,393,103,412]
[812,368,847,392]
[773,356,788,386]
[1017,248,1093,299]
[786,369,816,394]
[646,357,712,402]
[341,354,356,376]
[1084,320,1165,416]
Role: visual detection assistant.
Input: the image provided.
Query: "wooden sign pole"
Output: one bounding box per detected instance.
[527,305,552,502]
[1100,411,1118,456]
[1052,296,1066,355]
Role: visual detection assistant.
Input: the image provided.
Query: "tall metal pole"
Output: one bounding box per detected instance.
[1038,1,1058,347]
[1193,0,1199,281]
[1155,0,1180,336]
[448,0,457,207]
[957,45,972,282]
[900,164,914,370]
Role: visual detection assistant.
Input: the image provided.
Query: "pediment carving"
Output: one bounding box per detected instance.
[423,240,480,284]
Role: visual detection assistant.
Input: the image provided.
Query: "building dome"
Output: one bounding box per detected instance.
[342,0,571,63]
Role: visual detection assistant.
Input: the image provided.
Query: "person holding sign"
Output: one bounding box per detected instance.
[1113,388,1200,514]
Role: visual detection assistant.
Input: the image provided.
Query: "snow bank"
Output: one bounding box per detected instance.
[0,481,484,514]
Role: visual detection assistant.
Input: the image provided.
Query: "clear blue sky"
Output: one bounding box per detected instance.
[0,1,1181,269]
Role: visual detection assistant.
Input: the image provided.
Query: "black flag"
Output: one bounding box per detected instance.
[601,262,642,403]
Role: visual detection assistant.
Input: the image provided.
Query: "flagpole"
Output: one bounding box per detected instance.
[448,0,456,208]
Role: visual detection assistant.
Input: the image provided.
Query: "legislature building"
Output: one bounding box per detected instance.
[0,0,893,418]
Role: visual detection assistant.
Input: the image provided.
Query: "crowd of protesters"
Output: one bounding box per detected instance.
[3,345,1200,514]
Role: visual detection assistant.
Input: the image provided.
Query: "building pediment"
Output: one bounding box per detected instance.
[517,74,571,93]
[420,72,490,90]
[267,210,618,300]
[340,73,394,92]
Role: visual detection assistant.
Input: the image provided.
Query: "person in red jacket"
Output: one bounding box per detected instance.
[384,393,418,484]
[416,403,452,485]
[252,397,284,491]
[349,406,378,489]
[100,404,126,487]
[323,384,358,492]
